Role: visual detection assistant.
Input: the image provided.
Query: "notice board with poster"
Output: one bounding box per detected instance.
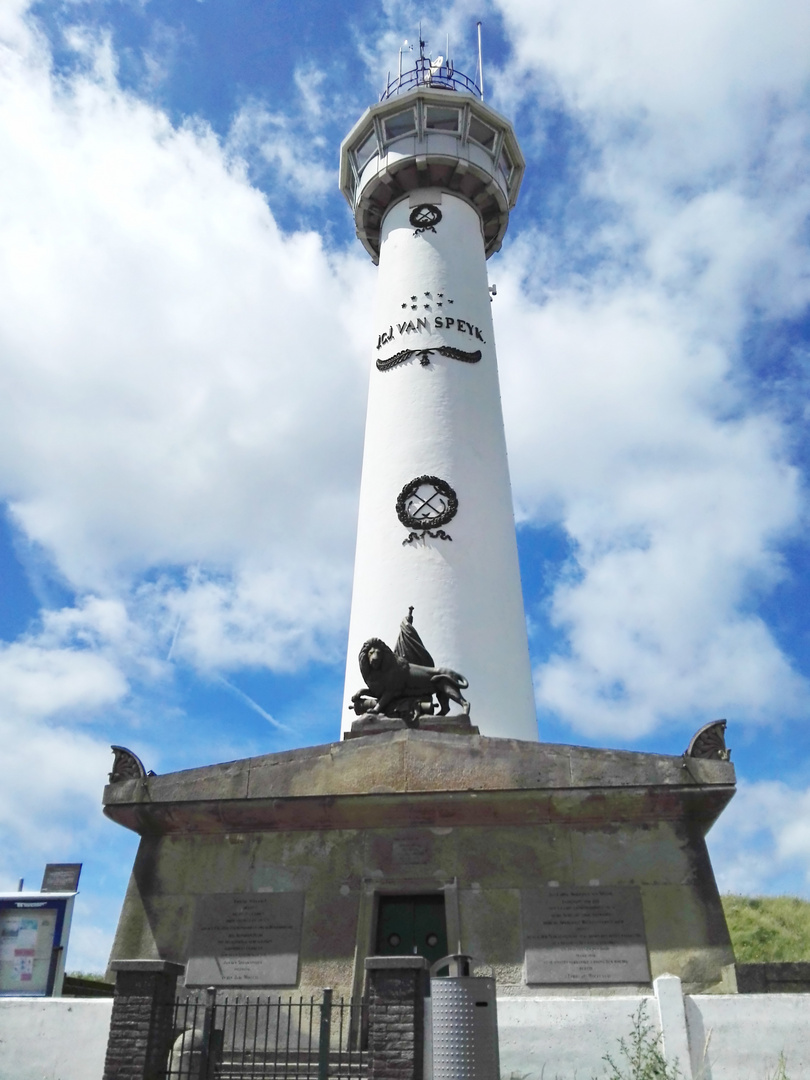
[0,894,76,996]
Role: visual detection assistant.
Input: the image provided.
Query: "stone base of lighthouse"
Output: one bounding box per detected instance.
[103,731,737,998]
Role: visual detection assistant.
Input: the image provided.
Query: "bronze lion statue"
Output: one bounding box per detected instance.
[352,636,470,721]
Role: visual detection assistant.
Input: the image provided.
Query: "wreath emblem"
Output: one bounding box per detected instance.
[410,204,442,235]
[396,476,458,544]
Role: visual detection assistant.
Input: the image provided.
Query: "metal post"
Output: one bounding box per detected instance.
[318,988,333,1080]
[200,986,216,1080]
[477,21,484,101]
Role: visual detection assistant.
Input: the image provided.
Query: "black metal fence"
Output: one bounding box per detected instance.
[164,990,367,1080]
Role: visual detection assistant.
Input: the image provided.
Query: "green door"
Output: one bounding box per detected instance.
[375,894,448,966]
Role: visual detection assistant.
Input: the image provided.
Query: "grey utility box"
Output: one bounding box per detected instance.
[429,955,500,1080]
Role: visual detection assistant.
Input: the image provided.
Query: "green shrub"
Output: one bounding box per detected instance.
[595,1001,680,1080]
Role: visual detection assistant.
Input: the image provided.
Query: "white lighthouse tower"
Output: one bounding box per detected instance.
[339,44,537,741]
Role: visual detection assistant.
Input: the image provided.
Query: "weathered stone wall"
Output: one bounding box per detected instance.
[736,961,810,993]
[104,733,737,997]
[108,817,734,997]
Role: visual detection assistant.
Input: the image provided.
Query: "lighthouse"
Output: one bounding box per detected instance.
[339,46,538,741]
[102,43,739,1018]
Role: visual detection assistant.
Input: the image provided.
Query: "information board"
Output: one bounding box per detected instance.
[186,892,305,987]
[0,903,60,995]
[522,886,650,985]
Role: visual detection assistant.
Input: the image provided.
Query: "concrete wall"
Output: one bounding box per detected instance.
[498,976,810,1080]
[686,994,810,1079]
[0,998,112,1080]
[2,982,809,1080]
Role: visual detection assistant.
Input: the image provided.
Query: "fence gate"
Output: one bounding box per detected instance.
[164,989,368,1080]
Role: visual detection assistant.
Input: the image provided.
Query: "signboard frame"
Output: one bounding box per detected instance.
[41,864,82,893]
[0,893,76,997]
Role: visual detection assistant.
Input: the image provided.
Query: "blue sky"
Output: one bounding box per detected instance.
[2,0,810,971]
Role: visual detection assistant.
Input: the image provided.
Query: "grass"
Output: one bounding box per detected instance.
[721,894,810,963]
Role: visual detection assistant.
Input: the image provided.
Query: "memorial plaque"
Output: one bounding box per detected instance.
[523,886,650,985]
[392,838,430,865]
[41,863,82,892]
[186,892,304,987]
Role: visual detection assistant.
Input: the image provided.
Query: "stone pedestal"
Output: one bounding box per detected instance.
[104,731,736,997]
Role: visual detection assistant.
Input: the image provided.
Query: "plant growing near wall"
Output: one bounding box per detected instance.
[596,1001,681,1080]
[766,1052,791,1080]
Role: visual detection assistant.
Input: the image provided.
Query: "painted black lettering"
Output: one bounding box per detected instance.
[446,317,455,329]
[434,316,444,328]
[406,321,416,332]
[475,327,484,342]
[397,322,408,334]
[416,317,428,331]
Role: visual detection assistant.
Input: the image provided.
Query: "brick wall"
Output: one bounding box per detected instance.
[102,960,184,1080]
[365,957,429,1080]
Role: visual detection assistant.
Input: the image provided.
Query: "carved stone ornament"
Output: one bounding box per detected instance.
[396,475,458,544]
[685,719,730,761]
[410,204,442,235]
[350,608,471,730]
[377,346,482,372]
[109,745,150,784]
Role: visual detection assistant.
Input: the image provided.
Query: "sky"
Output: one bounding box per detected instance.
[1,0,810,973]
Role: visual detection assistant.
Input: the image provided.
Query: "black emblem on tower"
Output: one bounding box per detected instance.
[410,204,442,235]
[397,475,457,544]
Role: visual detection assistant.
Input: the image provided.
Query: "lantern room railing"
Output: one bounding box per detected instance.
[381,59,482,101]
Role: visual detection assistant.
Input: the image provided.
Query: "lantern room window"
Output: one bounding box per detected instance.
[498,146,513,187]
[355,130,378,170]
[383,108,417,142]
[468,115,497,150]
[425,106,460,133]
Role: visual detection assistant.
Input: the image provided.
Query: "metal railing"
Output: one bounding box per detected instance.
[381,59,481,101]
[164,989,367,1080]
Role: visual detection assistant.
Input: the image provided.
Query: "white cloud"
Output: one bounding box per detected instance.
[709,780,810,897]
[146,560,351,672]
[495,264,807,735]
[481,0,810,738]
[0,5,374,670]
[496,0,810,139]
[0,640,126,720]
[227,99,333,197]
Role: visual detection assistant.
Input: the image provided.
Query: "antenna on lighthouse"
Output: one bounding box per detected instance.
[477,21,485,101]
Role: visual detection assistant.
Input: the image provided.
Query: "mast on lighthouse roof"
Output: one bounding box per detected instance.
[339,38,538,742]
